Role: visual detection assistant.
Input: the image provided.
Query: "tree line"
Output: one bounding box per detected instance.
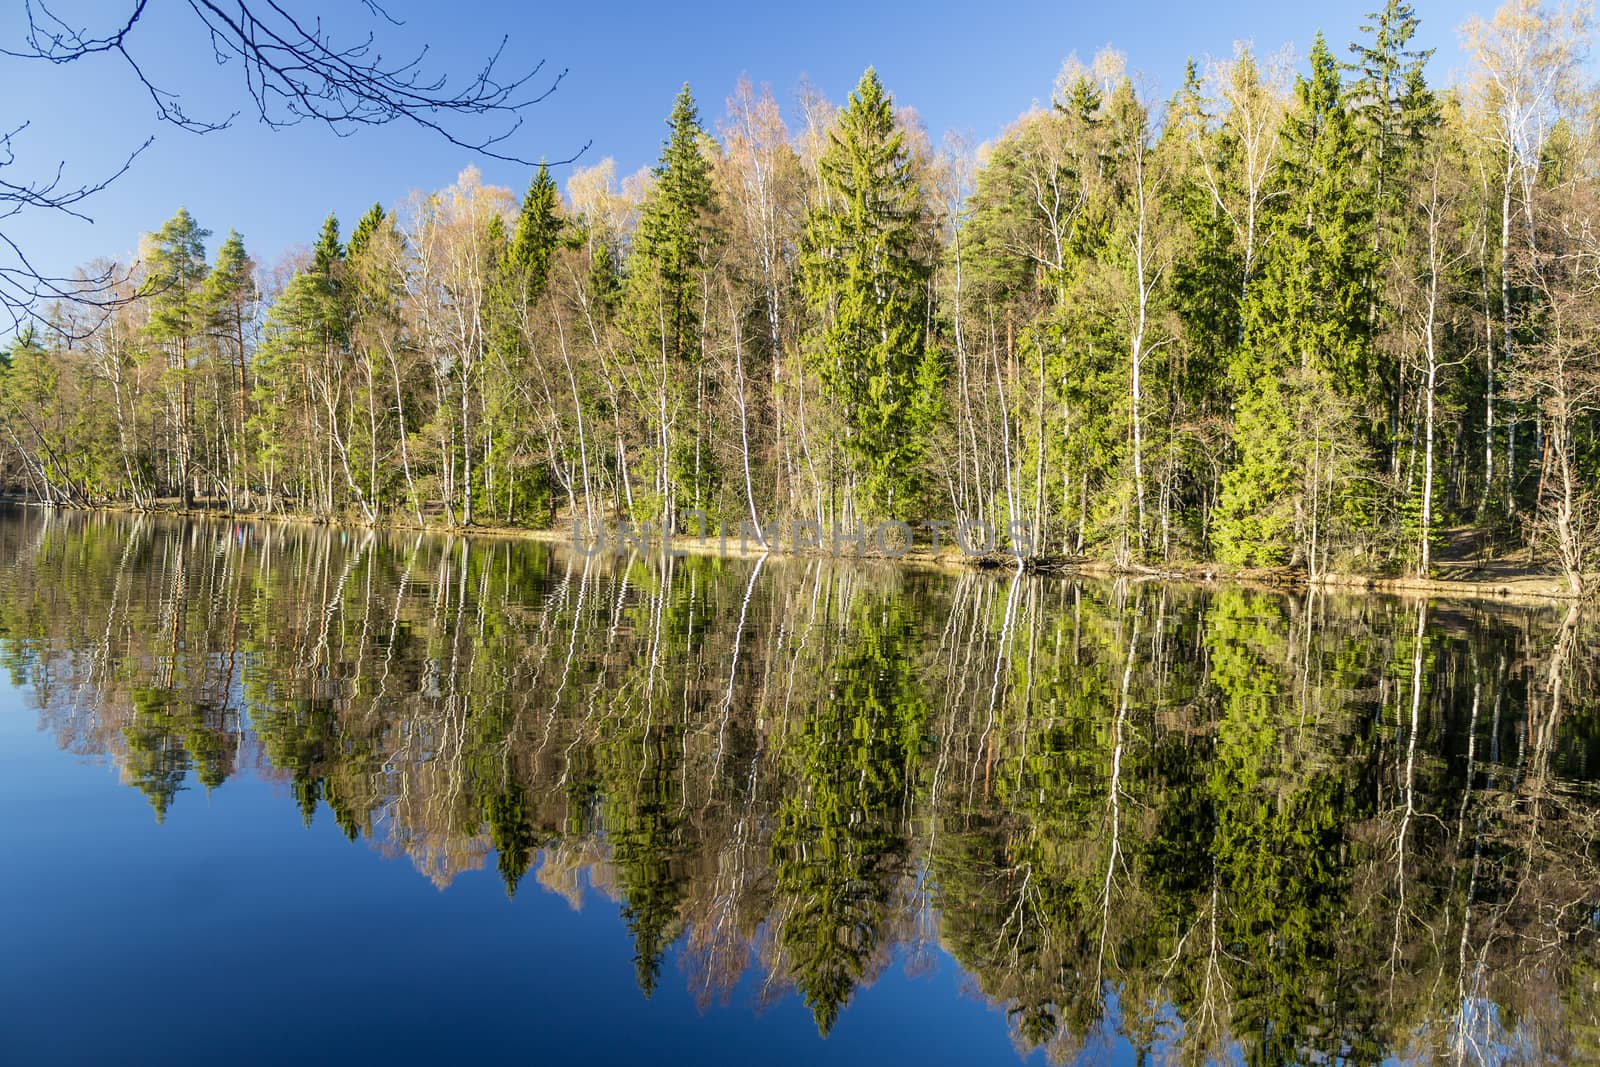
[3,0,1600,588]
[3,508,1598,1060]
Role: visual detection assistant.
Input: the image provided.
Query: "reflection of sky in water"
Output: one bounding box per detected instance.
[1,508,1596,1065]
[0,705,1059,1065]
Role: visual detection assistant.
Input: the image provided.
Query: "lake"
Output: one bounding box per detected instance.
[1,506,1597,1064]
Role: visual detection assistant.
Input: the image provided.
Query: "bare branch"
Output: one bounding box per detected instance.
[5,0,583,164]
[0,1,583,331]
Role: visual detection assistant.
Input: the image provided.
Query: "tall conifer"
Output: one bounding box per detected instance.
[801,68,941,517]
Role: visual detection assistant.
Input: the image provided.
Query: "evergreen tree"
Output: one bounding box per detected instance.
[488,165,570,523]
[4,8,1596,581]
[1214,35,1375,567]
[801,67,941,518]
[1165,59,1243,408]
[484,782,539,898]
[625,84,718,524]
[1350,0,1437,241]
[1265,33,1376,396]
[508,163,565,301]
[142,208,212,508]
[200,230,256,504]
[312,212,343,278]
[313,212,354,352]
[346,203,386,261]
[1350,0,1439,456]
[344,202,411,518]
[0,325,74,503]
[249,213,352,516]
[252,271,324,509]
[633,85,715,364]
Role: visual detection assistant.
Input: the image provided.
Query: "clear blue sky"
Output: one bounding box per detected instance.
[6,0,1487,281]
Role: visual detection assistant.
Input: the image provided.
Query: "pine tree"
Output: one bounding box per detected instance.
[801,68,941,518]
[142,208,211,508]
[0,326,67,502]
[200,229,256,506]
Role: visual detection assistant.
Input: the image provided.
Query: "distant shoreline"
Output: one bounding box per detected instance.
[3,496,1589,607]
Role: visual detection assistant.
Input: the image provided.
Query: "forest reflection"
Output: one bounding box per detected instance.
[3,507,1599,1064]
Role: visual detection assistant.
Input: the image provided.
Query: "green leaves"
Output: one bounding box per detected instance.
[1215,35,1379,567]
[507,163,564,302]
[627,84,717,369]
[142,208,211,344]
[800,68,940,517]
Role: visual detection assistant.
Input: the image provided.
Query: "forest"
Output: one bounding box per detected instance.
[2,0,1599,591]
[3,508,1598,1061]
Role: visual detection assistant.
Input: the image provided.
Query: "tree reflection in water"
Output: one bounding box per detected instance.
[3,507,1598,1063]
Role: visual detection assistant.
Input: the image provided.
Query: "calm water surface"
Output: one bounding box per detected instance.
[2,507,1598,1065]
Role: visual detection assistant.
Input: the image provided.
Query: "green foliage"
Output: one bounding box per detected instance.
[801,68,942,517]
[347,203,385,261]
[1164,60,1242,404]
[1,4,1592,581]
[1213,378,1299,565]
[626,84,716,369]
[142,208,212,341]
[622,84,719,520]
[312,212,344,279]
[3,512,1600,1059]
[1215,37,1377,567]
[1248,35,1375,395]
[508,163,565,301]
[772,591,928,1033]
[201,230,254,329]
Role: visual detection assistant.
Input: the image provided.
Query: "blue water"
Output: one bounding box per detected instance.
[0,683,1060,1066]
[3,509,1595,1065]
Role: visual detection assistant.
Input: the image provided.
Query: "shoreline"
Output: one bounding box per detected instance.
[4,497,1589,607]
[1058,558,1590,607]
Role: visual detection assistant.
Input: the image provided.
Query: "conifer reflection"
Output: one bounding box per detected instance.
[3,507,1599,1062]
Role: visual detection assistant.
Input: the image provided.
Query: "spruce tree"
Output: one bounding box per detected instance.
[801,67,941,518]
[1267,33,1375,395]
[345,204,403,333]
[1351,0,1438,454]
[490,165,570,521]
[633,85,715,365]
[625,84,717,523]
[312,212,344,278]
[346,203,387,261]
[1214,34,1374,567]
[1165,59,1243,405]
[1350,0,1436,239]
[508,163,565,301]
